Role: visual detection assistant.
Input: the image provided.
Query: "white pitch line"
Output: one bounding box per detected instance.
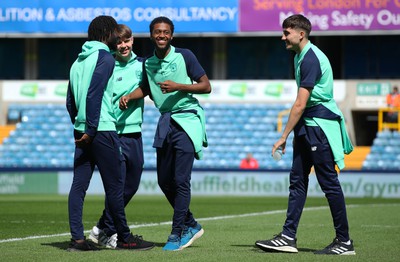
[0,203,398,244]
[0,207,303,244]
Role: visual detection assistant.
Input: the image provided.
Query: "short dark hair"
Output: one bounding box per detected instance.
[149,16,174,35]
[88,15,118,42]
[282,14,312,38]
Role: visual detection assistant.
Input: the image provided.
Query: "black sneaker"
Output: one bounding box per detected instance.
[67,239,100,252]
[314,238,356,255]
[116,233,155,251]
[255,233,298,253]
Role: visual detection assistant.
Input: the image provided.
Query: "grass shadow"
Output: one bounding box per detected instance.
[41,241,166,250]
[153,242,165,248]
[41,241,70,250]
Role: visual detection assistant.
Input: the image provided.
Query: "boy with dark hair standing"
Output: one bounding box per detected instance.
[255,14,355,255]
[66,16,154,251]
[120,16,211,251]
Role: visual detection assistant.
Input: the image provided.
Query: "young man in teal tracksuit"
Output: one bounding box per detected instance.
[255,14,355,255]
[88,24,149,248]
[66,16,153,251]
[120,16,211,251]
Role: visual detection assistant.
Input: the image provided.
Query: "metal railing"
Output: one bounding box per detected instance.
[277,108,291,132]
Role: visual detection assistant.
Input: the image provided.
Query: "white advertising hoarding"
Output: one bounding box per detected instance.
[57,171,400,198]
[2,80,347,103]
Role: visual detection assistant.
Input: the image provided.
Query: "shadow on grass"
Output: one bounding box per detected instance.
[41,241,70,250]
[154,242,166,248]
[41,241,166,250]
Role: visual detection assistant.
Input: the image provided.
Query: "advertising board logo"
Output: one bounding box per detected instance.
[228,83,247,97]
[20,83,38,97]
[264,83,283,97]
[55,83,68,97]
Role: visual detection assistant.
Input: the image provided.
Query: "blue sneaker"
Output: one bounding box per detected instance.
[180,223,204,249]
[162,234,181,251]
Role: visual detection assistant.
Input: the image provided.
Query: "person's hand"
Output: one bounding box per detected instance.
[158,80,178,94]
[272,137,286,157]
[75,133,92,148]
[119,95,129,110]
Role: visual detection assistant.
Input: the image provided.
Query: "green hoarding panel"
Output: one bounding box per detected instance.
[0,173,58,194]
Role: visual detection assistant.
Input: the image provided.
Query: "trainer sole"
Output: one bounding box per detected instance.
[88,234,99,244]
[66,247,100,252]
[315,250,356,255]
[180,228,204,249]
[255,242,298,253]
[341,251,356,255]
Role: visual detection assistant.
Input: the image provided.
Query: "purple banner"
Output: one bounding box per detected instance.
[240,0,400,32]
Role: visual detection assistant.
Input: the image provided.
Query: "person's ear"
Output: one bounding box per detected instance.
[299,30,305,40]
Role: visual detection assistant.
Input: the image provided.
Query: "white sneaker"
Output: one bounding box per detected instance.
[88,226,117,249]
[101,232,117,249]
[88,226,102,244]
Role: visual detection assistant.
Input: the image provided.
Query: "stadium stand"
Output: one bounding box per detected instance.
[0,103,295,170]
[4,103,400,171]
[362,130,400,171]
[0,125,15,144]
[344,146,370,170]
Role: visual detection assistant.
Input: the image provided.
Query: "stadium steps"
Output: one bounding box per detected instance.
[0,125,16,144]
[343,146,371,170]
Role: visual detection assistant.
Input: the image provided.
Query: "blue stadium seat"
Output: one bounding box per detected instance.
[0,103,301,170]
[362,129,400,170]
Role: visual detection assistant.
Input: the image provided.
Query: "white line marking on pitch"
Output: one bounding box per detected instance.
[0,203,398,244]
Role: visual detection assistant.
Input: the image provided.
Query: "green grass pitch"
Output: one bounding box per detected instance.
[0,195,399,262]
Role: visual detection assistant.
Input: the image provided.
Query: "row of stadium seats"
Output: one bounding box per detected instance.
[4,103,400,170]
[362,130,400,170]
[0,103,293,169]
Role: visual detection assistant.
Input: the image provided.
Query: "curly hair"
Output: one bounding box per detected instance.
[149,16,174,35]
[88,15,118,43]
